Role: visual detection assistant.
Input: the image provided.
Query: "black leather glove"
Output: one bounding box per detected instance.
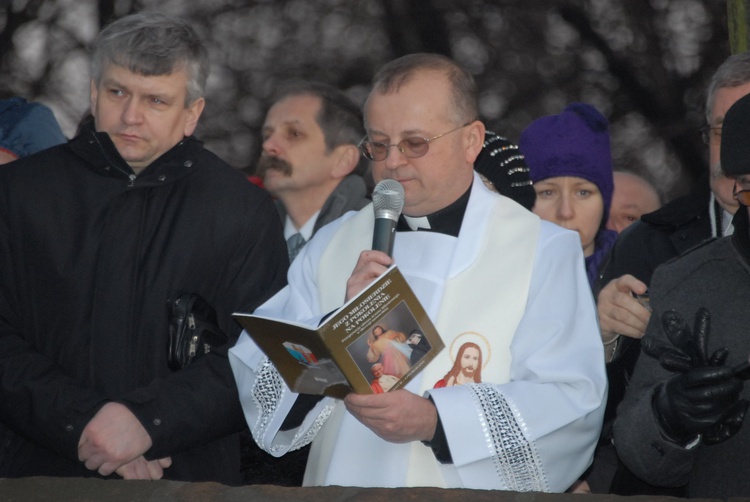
[653,364,744,445]
[703,400,750,445]
[643,308,728,373]
[647,308,747,446]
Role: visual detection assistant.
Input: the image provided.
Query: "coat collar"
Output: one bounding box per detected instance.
[731,205,750,268]
[69,121,203,186]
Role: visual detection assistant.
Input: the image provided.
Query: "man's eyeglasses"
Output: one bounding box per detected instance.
[734,181,750,206]
[700,125,722,146]
[358,123,470,161]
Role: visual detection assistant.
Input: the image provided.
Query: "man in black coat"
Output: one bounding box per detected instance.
[591,52,750,494]
[613,91,750,498]
[0,12,287,484]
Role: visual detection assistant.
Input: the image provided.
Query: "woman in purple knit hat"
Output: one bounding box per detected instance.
[519,103,618,291]
[520,102,618,494]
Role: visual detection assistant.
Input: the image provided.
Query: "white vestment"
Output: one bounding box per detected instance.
[230,173,606,491]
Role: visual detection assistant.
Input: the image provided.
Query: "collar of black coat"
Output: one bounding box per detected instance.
[640,173,710,228]
[69,120,204,185]
[731,205,750,265]
[396,184,471,237]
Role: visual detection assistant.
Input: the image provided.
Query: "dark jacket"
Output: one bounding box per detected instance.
[0,125,287,484]
[593,177,716,495]
[600,178,715,423]
[600,175,714,289]
[613,208,750,498]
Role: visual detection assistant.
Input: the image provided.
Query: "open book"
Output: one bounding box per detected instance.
[233,265,444,399]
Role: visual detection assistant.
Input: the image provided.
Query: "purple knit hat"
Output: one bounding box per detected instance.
[519,103,614,222]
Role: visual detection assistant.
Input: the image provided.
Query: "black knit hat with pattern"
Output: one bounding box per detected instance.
[474,131,535,210]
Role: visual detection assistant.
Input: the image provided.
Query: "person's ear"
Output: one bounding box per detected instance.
[330,144,360,179]
[183,97,206,137]
[464,120,486,164]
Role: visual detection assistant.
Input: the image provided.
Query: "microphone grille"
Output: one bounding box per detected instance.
[372,179,405,217]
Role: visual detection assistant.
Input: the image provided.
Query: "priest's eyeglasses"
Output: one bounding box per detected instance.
[358,123,470,161]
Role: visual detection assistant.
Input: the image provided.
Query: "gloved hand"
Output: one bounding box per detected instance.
[703,400,750,445]
[647,308,748,446]
[642,308,728,373]
[653,364,744,445]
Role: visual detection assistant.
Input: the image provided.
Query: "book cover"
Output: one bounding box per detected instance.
[234,265,444,399]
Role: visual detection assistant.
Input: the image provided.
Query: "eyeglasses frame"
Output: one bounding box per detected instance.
[358,123,471,161]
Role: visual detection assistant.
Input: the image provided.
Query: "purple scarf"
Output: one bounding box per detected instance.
[585,228,618,290]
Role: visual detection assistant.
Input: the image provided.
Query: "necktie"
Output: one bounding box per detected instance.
[287,232,306,263]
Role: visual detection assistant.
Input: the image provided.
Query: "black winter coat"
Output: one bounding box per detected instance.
[599,177,716,424]
[613,208,750,498]
[0,126,287,484]
[596,177,716,495]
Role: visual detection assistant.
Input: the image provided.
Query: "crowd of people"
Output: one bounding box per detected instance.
[1,9,749,499]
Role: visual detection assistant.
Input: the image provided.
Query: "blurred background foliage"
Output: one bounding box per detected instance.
[0,0,733,200]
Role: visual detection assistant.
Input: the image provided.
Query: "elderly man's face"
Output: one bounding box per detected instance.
[365,70,483,217]
[708,83,750,215]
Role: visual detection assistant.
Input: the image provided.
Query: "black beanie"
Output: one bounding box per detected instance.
[721,92,750,176]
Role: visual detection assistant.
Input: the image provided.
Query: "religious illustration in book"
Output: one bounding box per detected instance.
[236,265,444,397]
[346,300,433,388]
[434,332,490,388]
[369,363,399,394]
[283,342,319,365]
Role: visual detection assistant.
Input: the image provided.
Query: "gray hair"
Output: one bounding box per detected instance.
[90,12,208,106]
[366,53,478,125]
[705,52,750,121]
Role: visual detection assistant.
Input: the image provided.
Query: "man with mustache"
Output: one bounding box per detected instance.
[258,81,370,262]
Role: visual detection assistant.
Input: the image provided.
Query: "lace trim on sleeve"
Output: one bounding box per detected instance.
[253,357,334,453]
[470,383,550,492]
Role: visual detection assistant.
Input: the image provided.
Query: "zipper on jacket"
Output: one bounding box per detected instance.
[91,132,139,187]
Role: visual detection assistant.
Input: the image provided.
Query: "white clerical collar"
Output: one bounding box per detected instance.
[403,215,432,231]
[284,210,320,241]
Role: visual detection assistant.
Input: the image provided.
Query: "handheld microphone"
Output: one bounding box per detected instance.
[371,179,405,256]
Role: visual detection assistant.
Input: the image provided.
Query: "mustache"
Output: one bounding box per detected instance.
[257,154,292,178]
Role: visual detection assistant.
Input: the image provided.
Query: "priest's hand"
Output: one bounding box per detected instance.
[78,402,153,476]
[345,250,393,302]
[344,389,437,443]
[597,274,650,341]
[115,456,172,480]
